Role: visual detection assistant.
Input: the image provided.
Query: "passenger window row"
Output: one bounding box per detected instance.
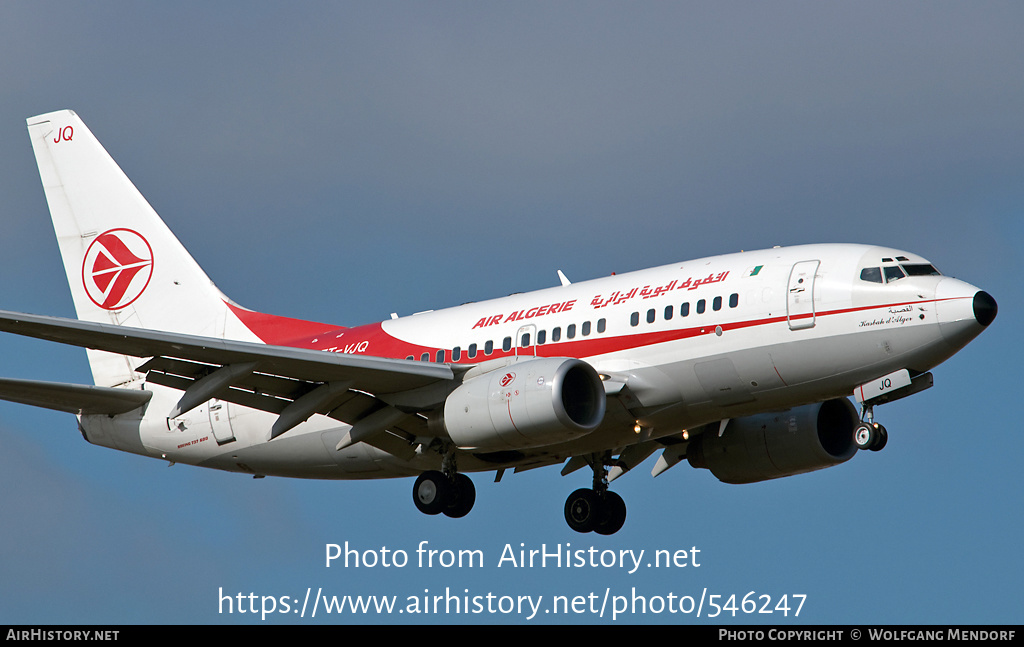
[630,293,739,327]
[408,318,608,363]
[409,291,741,363]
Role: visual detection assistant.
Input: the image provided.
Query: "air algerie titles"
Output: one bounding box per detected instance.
[471,270,732,329]
[472,299,577,330]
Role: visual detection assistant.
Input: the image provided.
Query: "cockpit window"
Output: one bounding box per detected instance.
[862,260,939,285]
[883,266,906,283]
[860,267,883,283]
[901,263,941,277]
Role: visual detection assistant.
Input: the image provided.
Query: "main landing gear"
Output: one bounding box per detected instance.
[854,404,888,452]
[563,453,627,535]
[413,470,476,518]
[412,451,476,519]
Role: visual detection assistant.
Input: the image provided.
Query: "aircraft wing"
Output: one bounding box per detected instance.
[0,310,452,390]
[0,310,455,456]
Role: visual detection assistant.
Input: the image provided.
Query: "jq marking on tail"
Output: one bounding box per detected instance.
[53,125,73,143]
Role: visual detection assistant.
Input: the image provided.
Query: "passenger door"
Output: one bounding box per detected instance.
[787,260,819,330]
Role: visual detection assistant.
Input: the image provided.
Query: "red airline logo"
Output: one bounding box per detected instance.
[499,372,516,387]
[82,229,154,310]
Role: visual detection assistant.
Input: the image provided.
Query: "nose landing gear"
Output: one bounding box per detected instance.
[852,369,936,452]
[854,404,888,452]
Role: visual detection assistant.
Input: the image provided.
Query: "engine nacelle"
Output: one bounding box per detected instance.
[441,357,606,451]
[687,398,859,484]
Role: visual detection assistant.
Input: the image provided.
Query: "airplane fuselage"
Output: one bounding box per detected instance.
[14,109,994,533]
[81,242,989,480]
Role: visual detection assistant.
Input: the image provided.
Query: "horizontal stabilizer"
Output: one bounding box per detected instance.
[0,376,151,416]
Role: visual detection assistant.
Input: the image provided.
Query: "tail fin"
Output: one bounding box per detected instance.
[26,110,258,386]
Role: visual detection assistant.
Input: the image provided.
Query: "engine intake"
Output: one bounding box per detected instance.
[687,398,858,484]
[441,357,606,451]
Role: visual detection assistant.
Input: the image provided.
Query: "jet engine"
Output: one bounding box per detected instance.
[439,357,606,451]
[687,398,859,484]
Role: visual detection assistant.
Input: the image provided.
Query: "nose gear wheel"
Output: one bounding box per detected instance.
[854,404,888,451]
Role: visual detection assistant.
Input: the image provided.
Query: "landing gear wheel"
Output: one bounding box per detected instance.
[564,488,601,533]
[413,470,450,515]
[594,491,627,536]
[854,422,888,451]
[564,488,628,535]
[869,424,888,452]
[443,473,476,518]
[854,423,876,450]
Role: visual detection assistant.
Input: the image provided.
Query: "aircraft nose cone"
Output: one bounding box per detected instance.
[973,291,997,327]
[934,279,994,350]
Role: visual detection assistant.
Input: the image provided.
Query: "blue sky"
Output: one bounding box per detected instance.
[0,2,1020,624]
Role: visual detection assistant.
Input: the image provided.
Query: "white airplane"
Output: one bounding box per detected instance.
[1,110,996,535]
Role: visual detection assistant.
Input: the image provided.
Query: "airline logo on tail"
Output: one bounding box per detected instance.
[82,229,154,310]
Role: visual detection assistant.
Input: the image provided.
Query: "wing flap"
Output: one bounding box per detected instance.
[0,377,151,416]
